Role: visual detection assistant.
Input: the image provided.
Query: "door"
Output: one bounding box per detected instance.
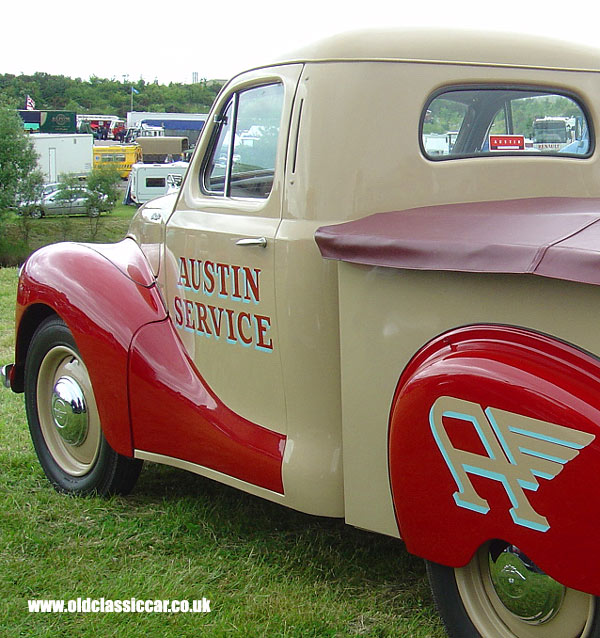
[163,65,302,435]
[48,147,57,182]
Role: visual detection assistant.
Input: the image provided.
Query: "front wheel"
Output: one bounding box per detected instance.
[427,542,600,638]
[24,316,142,495]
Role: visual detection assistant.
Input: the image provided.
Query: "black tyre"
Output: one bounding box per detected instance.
[29,207,43,219]
[24,315,142,495]
[427,542,600,638]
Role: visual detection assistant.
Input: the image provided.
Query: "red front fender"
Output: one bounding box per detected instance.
[15,239,167,456]
[389,325,600,596]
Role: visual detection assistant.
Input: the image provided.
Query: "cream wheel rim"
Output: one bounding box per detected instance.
[455,543,595,638]
[36,345,101,476]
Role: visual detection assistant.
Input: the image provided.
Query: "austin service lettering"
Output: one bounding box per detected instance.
[173,257,273,352]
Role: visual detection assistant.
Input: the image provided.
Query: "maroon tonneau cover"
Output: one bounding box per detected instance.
[315,198,600,286]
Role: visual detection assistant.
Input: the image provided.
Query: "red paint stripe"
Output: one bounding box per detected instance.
[129,319,285,493]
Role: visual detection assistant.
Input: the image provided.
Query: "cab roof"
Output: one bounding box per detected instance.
[274,29,600,73]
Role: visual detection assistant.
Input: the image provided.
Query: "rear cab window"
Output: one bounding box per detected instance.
[421,86,592,159]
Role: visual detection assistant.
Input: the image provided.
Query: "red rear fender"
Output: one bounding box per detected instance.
[389,325,600,596]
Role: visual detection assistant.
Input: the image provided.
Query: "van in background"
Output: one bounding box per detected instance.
[93,144,142,178]
[123,161,189,205]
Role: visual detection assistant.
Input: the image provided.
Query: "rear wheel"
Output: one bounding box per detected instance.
[24,316,142,495]
[427,542,600,638]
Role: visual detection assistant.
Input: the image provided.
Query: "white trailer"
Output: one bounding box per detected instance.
[123,161,189,205]
[127,111,207,128]
[30,133,93,183]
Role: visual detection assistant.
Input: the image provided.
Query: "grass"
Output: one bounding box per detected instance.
[0,204,137,266]
[0,235,445,636]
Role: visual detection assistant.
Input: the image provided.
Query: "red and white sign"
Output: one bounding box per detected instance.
[489,135,525,151]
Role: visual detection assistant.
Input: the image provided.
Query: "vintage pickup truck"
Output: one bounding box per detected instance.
[4,28,600,638]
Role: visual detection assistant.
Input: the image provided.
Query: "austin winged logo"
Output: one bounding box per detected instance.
[430,396,595,532]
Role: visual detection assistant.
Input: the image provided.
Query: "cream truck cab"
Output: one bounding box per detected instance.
[5,29,600,638]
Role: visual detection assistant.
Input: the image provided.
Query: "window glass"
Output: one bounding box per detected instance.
[204,102,233,195]
[422,88,591,159]
[146,177,166,188]
[230,84,283,198]
[203,83,284,198]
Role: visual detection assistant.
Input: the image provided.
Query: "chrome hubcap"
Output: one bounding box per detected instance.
[489,545,566,625]
[51,376,88,446]
[37,345,101,476]
[456,542,594,637]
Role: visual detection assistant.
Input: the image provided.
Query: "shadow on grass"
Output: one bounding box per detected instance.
[130,461,429,596]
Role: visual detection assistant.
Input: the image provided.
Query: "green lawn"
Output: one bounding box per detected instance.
[0,204,137,266]
[0,250,445,636]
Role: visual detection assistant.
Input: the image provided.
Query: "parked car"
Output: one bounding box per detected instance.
[26,185,107,218]
[5,28,600,638]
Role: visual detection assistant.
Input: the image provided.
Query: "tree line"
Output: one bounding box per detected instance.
[0,72,224,117]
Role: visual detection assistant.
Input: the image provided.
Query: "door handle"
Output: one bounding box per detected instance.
[235,237,267,248]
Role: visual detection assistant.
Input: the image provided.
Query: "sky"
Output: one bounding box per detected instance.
[2,0,600,85]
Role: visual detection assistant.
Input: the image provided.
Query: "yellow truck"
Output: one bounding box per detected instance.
[92,144,142,178]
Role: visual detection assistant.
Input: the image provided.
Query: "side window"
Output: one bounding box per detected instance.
[205,102,233,194]
[422,87,591,159]
[146,177,166,188]
[203,83,284,199]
